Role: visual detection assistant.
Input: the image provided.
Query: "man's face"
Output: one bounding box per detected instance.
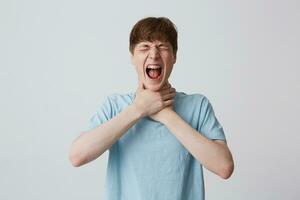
[131,40,176,91]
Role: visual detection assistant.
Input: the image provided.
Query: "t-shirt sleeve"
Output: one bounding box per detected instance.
[198,96,226,141]
[85,96,113,132]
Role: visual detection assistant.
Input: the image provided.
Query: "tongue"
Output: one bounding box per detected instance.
[149,69,160,79]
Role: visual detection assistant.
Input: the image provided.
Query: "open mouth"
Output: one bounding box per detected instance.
[146,65,162,80]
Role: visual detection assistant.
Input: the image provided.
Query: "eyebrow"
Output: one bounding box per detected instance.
[137,42,169,47]
[137,42,150,46]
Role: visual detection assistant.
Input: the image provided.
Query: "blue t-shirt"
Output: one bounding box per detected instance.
[87,91,226,200]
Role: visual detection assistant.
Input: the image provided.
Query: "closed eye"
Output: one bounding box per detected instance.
[137,45,150,51]
[158,45,169,50]
[157,42,171,49]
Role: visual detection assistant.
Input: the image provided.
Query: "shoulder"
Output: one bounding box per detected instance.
[176,91,210,105]
[107,92,135,104]
[101,92,135,113]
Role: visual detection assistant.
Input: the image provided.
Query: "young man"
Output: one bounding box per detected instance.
[69,17,234,200]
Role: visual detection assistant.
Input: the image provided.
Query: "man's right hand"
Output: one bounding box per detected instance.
[132,80,176,118]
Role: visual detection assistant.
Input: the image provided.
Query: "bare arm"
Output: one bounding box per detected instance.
[69,83,176,167]
[162,110,234,179]
[69,104,142,167]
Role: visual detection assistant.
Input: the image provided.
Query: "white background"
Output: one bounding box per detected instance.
[1,0,299,199]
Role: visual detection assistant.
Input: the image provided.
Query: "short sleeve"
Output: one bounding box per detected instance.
[85,96,113,132]
[198,97,226,141]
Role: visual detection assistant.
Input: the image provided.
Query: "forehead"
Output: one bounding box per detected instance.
[136,40,170,46]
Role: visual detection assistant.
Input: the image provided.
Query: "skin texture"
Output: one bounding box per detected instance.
[69,39,234,179]
[131,40,176,92]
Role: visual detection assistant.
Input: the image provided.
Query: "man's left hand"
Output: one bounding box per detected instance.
[149,84,177,124]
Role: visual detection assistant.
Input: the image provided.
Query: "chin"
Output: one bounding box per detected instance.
[146,85,160,91]
[144,81,165,91]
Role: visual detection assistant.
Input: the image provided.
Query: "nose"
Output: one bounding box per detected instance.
[149,46,160,59]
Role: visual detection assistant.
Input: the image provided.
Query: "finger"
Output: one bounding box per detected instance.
[166,104,174,110]
[163,99,174,107]
[162,92,176,101]
[161,87,176,95]
[165,80,171,88]
[161,82,171,90]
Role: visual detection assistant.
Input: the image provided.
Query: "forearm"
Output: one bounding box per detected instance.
[69,104,142,167]
[163,112,234,179]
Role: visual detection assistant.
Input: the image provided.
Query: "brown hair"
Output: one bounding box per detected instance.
[129,17,178,56]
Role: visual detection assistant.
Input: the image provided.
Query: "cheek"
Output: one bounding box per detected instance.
[134,64,144,76]
[134,58,145,70]
[133,55,145,66]
[166,66,173,77]
[165,56,175,68]
[164,58,175,75]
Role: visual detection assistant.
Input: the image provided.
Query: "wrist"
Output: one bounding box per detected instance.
[161,109,177,125]
[129,103,145,119]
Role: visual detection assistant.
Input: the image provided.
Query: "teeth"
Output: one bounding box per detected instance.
[147,65,161,69]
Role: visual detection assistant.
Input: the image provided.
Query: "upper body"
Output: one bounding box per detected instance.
[87,91,228,200]
[69,17,234,200]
